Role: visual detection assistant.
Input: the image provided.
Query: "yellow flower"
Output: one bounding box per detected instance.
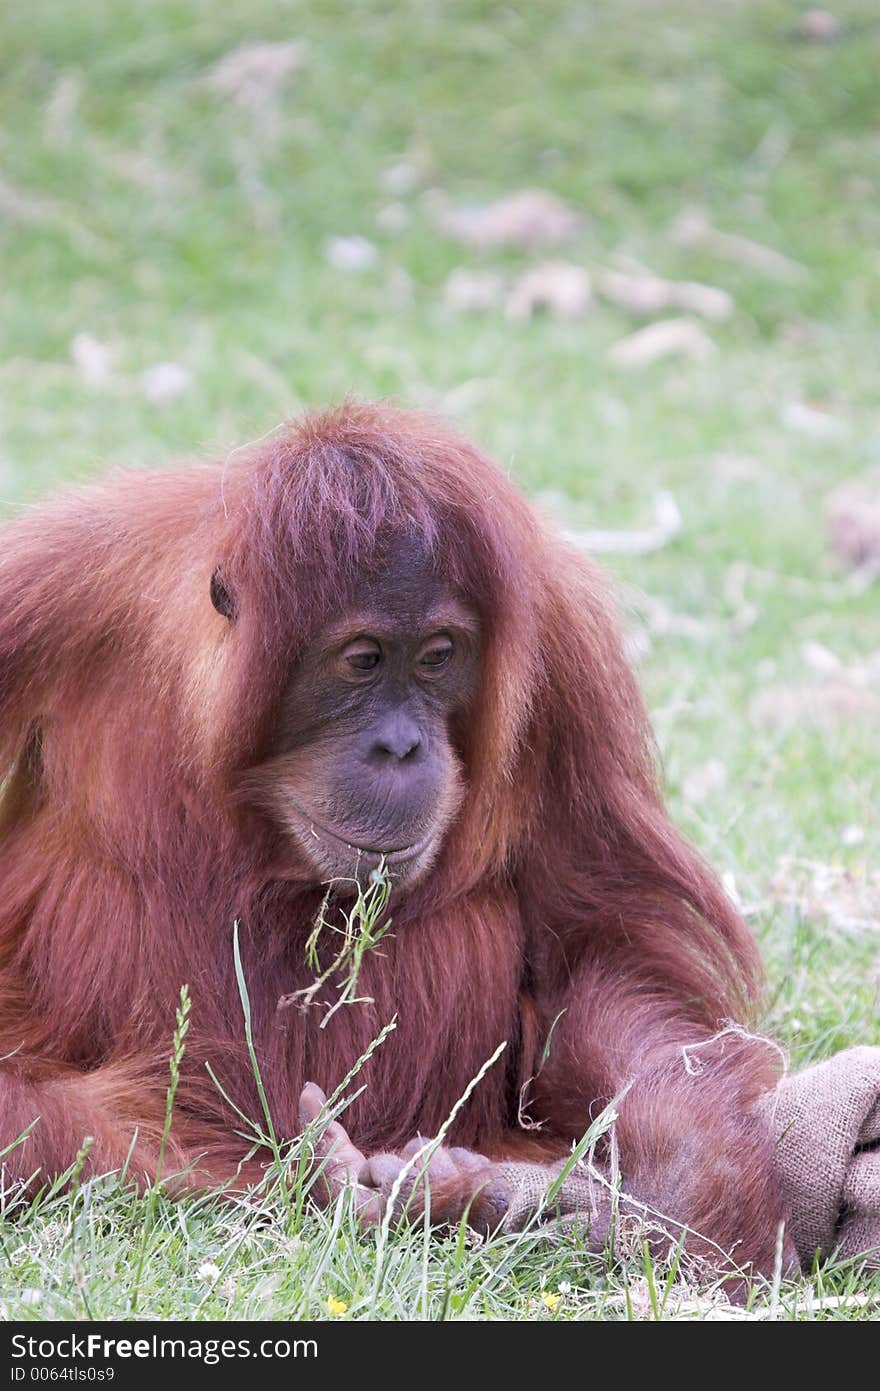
[327,1296,349,1317]
[541,1291,562,1312]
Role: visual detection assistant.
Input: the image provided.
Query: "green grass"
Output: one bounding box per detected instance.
[1,0,879,1321]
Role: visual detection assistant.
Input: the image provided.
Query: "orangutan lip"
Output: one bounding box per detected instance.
[286,797,430,862]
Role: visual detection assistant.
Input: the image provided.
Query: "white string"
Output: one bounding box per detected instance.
[681,1020,789,1078]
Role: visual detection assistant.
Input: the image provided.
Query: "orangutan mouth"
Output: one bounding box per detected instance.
[287,797,433,866]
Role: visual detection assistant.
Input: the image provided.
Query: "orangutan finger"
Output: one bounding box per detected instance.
[298,1082,372,1198]
[358,1152,406,1189]
[447,1146,495,1176]
[400,1135,429,1160]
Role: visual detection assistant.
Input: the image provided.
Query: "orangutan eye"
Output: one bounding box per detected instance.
[343,639,382,673]
[210,567,236,621]
[418,635,454,670]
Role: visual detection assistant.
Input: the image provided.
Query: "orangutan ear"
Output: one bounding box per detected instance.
[210,567,237,622]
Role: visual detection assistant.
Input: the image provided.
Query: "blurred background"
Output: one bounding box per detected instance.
[1,1,878,1051]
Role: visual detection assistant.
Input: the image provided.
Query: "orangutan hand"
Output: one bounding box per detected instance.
[298,1083,509,1233]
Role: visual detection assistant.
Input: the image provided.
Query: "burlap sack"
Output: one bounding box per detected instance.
[773,1045,880,1267]
[496,1046,880,1272]
[495,1157,604,1242]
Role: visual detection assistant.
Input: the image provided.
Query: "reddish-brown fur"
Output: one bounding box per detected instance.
[0,401,788,1271]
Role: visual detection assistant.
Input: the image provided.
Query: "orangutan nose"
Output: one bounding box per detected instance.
[369,712,422,764]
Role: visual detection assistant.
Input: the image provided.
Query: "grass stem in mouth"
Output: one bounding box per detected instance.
[277,860,394,1026]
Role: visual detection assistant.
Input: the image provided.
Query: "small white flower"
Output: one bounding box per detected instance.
[20,1289,42,1307]
[324,236,378,273]
[141,362,192,406]
[558,1281,572,1295]
[70,332,115,387]
[197,1260,221,1283]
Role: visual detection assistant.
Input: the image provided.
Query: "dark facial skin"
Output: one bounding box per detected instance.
[249,556,480,889]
